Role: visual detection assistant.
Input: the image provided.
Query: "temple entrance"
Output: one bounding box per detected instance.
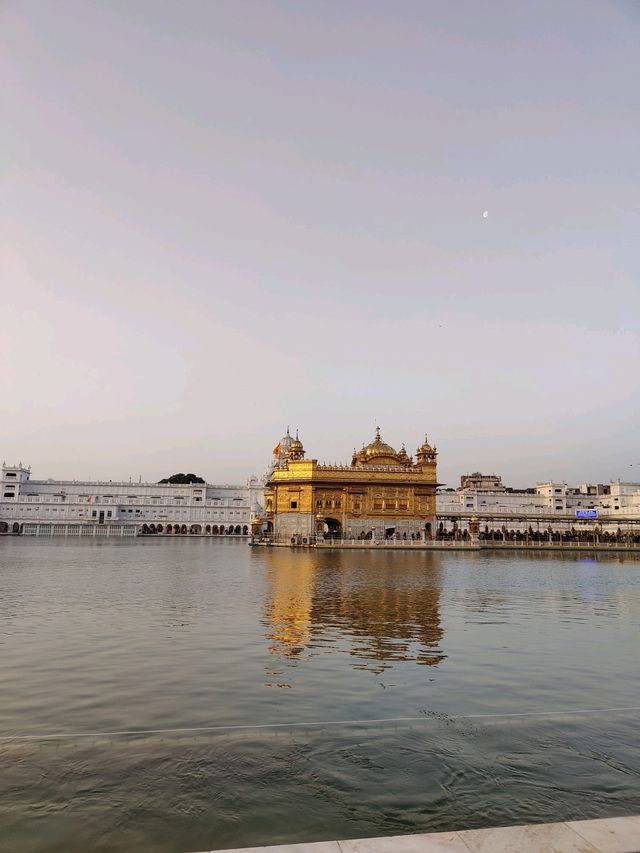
[425,522,432,540]
[324,518,342,539]
[0,522,8,534]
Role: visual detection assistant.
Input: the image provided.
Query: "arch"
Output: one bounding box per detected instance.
[180,524,187,534]
[156,524,163,533]
[227,525,234,535]
[324,518,342,539]
[212,524,219,534]
[12,522,20,534]
[205,524,211,534]
[149,524,156,533]
[166,524,173,533]
[141,524,150,534]
[234,525,241,535]
[0,522,8,534]
[242,525,248,535]
[190,524,202,535]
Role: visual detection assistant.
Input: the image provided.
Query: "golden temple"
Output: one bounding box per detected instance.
[258,427,438,543]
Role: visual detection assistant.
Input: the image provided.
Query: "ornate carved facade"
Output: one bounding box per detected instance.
[261,427,438,542]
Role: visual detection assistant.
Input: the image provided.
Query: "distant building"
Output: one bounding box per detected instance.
[439,473,545,515]
[437,471,640,527]
[459,472,505,491]
[260,427,438,542]
[0,462,263,536]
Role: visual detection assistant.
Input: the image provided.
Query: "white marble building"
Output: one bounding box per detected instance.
[437,472,640,529]
[0,462,264,536]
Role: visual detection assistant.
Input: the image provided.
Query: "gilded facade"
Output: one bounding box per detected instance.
[260,427,438,542]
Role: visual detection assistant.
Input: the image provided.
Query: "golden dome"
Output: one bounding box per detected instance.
[361,427,400,464]
[416,433,437,464]
[287,430,305,459]
[418,434,435,453]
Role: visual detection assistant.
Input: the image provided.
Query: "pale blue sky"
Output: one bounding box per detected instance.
[2,1,639,486]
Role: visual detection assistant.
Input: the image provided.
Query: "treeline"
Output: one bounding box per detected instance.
[158,473,205,484]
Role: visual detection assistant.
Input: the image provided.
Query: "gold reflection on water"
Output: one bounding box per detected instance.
[262,549,446,676]
[263,550,315,659]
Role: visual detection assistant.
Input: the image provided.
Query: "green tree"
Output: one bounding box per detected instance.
[158,473,205,484]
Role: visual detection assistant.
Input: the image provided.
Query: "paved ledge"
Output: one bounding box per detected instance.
[252,541,640,553]
[206,815,640,852]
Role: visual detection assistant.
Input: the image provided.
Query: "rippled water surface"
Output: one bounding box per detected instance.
[1,539,639,852]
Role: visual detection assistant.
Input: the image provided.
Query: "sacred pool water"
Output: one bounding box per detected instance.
[1,538,639,852]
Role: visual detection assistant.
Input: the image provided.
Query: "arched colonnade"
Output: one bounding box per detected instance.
[140,523,249,536]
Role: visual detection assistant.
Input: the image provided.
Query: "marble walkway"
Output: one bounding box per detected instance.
[207,815,640,853]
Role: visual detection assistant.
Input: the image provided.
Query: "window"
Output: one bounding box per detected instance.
[92,511,97,518]
[290,500,298,509]
[5,472,16,478]
[107,511,112,518]
[3,491,15,498]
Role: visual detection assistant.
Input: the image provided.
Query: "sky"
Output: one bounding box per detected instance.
[2,0,639,488]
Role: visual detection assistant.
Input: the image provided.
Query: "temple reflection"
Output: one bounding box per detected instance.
[262,549,315,659]
[262,550,446,676]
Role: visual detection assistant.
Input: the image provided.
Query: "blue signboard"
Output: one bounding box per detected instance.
[575,509,598,519]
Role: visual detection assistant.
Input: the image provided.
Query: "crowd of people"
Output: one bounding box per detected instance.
[448,526,640,544]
